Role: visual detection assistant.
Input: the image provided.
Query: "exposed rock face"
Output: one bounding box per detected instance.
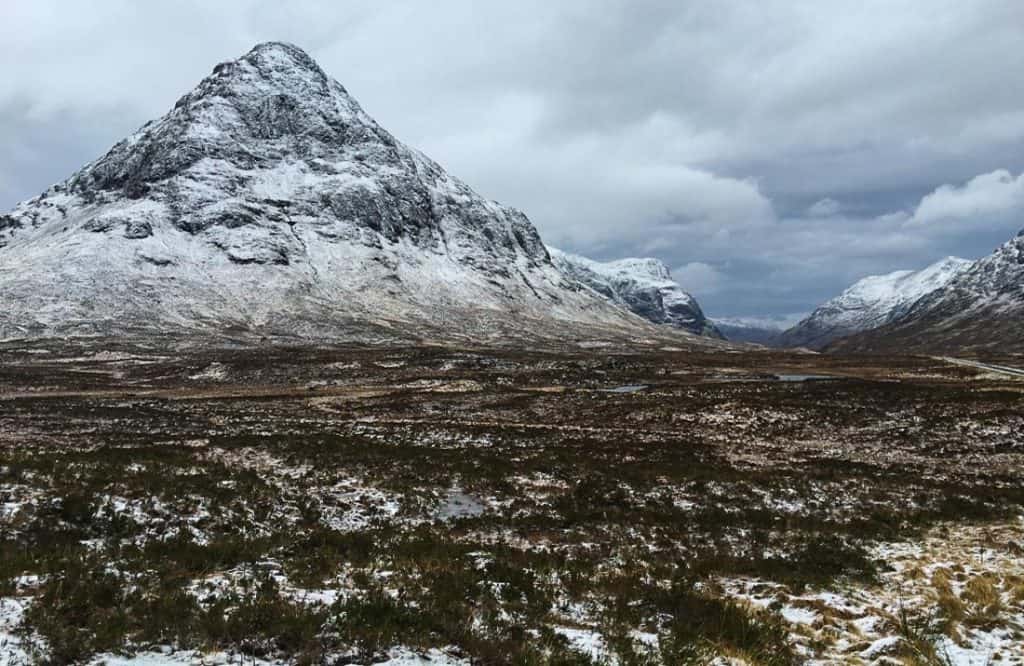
[831,232,1024,353]
[778,257,972,350]
[0,215,22,248]
[548,248,722,337]
[0,42,684,343]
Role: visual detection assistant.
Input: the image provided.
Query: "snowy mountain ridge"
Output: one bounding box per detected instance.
[0,42,711,345]
[831,229,1024,352]
[547,248,722,337]
[778,256,973,349]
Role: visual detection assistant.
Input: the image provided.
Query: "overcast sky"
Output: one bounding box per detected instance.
[3,1,1024,320]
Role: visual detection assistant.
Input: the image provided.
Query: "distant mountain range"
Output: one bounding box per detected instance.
[711,316,794,346]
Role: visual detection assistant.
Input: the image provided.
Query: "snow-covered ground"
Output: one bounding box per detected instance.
[0,595,32,666]
[87,647,470,665]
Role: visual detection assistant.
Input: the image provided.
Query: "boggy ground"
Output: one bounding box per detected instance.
[0,338,1022,665]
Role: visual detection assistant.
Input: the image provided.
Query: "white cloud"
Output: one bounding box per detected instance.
[806,197,842,217]
[420,96,776,253]
[873,211,911,225]
[908,169,1024,228]
[672,262,726,297]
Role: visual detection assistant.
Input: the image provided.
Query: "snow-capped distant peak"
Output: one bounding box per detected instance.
[839,257,972,308]
[603,257,673,282]
[832,232,1024,352]
[547,247,722,337]
[778,256,973,349]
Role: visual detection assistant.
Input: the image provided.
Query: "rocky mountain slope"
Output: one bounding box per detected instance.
[0,42,700,345]
[830,231,1024,353]
[547,248,722,337]
[777,256,972,350]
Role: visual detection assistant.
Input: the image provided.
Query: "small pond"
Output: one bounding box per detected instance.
[598,384,650,394]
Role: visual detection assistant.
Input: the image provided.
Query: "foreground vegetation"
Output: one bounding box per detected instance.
[1,339,1022,664]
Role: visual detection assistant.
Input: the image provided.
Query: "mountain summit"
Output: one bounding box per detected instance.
[0,42,692,344]
[831,231,1024,353]
[777,256,972,350]
[548,248,722,337]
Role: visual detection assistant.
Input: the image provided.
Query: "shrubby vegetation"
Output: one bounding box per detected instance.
[1,340,1021,663]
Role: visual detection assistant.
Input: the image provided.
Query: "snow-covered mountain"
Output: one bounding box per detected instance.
[777,256,972,349]
[831,231,1024,353]
[547,248,722,337]
[0,42,702,345]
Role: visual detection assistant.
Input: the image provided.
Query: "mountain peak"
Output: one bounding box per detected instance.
[832,229,1024,352]
[1,42,677,343]
[226,41,334,90]
[194,40,342,108]
[247,40,316,61]
[548,247,721,337]
[778,255,972,349]
[65,41,395,202]
[605,257,672,282]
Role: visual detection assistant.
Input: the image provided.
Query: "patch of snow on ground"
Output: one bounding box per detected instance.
[85,646,467,665]
[554,627,607,661]
[0,596,33,666]
[188,362,230,381]
[780,605,817,625]
[354,647,471,665]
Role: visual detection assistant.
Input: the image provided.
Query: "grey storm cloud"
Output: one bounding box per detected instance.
[2,0,1024,318]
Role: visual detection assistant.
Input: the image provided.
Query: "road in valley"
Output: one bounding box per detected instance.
[938,356,1024,379]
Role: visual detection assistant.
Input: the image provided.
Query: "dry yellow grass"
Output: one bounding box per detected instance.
[930,567,965,628]
[1007,574,1024,606]
[962,573,1003,626]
